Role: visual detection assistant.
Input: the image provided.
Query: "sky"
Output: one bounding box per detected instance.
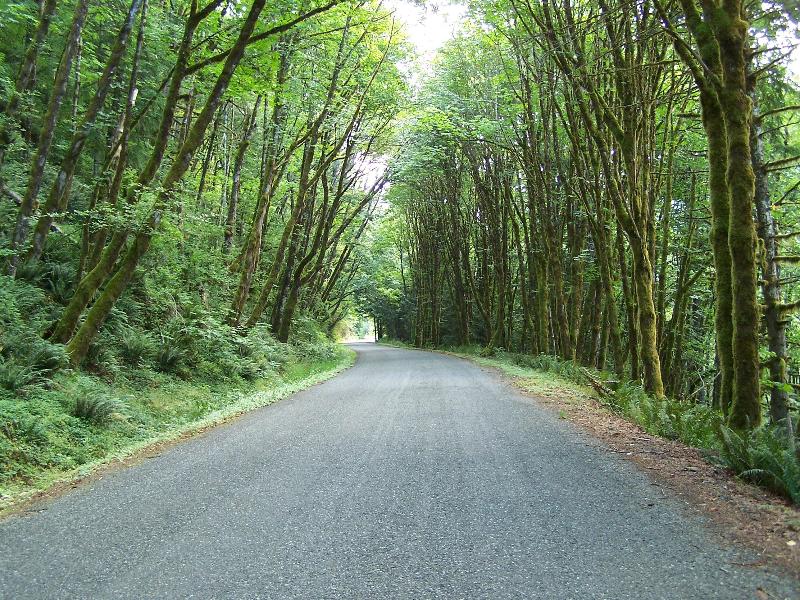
[385,0,468,74]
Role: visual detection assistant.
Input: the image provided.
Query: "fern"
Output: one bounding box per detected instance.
[118,329,155,367]
[73,395,125,425]
[155,344,184,374]
[717,424,800,504]
[0,358,39,393]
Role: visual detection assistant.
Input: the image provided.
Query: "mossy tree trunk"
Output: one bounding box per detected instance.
[51,5,199,344]
[8,0,89,275]
[25,0,144,264]
[715,2,761,428]
[67,0,269,364]
[751,92,791,430]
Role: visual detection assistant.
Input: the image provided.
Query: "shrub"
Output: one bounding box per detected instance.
[118,329,155,367]
[0,358,38,393]
[13,260,47,286]
[492,351,721,451]
[502,352,592,385]
[609,382,720,448]
[716,425,800,504]
[0,410,48,445]
[43,263,75,304]
[72,394,125,425]
[29,342,68,378]
[289,315,338,361]
[155,343,184,374]
[83,337,120,377]
[249,326,292,367]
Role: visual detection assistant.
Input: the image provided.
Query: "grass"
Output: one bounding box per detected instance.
[468,354,596,402]
[0,345,355,512]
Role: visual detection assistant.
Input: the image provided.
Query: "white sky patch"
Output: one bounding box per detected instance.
[352,2,467,195]
[386,0,467,78]
[354,153,389,190]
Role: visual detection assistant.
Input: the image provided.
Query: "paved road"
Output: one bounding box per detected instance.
[1,343,797,599]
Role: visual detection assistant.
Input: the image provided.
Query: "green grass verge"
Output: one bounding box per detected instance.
[0,346,355,512]
[463,353,596,403]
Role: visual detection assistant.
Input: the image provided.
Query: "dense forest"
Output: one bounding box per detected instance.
[359,1,800,497]
[1,0,800,504]
[0,0,404,497]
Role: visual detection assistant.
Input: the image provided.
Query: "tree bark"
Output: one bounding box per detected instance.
[8,0,90,275]
[26,0,144,264]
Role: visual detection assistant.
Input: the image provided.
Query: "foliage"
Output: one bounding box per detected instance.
[716,425,800,504]
[118,329,156,368]
[0,331,349,503]
[0,358,39,393]
[72,393,126,425]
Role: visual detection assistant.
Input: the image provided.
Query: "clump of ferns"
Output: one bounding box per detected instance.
[72,394,126,425]
[715,423,800,505]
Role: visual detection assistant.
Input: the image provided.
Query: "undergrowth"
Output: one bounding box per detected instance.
[0,274,353,508]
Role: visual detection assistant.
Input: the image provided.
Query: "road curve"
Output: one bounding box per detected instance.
[1,343,797,599]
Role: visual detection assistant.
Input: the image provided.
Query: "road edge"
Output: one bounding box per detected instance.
[437,347,800,579]
[0,346,357,519]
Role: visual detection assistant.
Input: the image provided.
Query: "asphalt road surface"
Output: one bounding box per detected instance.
[1,343,798,599]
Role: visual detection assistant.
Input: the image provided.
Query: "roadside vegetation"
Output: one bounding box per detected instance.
[1,266,353,506]
[0,0,403,506]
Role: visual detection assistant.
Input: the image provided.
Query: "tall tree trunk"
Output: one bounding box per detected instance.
[65,0,269,363]
[51,5,198,344]
[26,0,144,264]
[8,0,90,275]
[229,46,292,323]
[752,95,791,431]
[717,4,761,428]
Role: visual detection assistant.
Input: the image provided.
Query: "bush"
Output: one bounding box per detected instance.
[494,351,721,450]
[29,343,68,378]
[43,263,75,305]
[0,358,39,393]
[289,315,337,361]
[0,410,48,445]
[84,337,120,377]
[155,343,184,374]
[118,329,155,367]
[611,382,720,448]
[716,425,800,504]
[72,394,125,425]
